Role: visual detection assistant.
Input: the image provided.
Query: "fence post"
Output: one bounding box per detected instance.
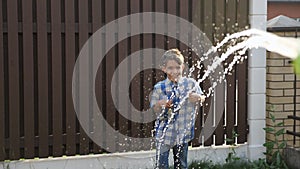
[248,0,267,161]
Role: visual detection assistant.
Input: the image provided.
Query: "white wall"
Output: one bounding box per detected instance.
[0,145,248,169]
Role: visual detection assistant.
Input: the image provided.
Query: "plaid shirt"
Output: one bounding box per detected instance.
[150,77,202,145]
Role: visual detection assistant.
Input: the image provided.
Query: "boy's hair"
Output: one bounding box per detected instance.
[160,48,184,67]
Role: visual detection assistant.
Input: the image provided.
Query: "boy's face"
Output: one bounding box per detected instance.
[162,60,184,83]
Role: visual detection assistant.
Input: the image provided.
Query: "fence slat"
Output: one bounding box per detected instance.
[188,0,202,147]
[225,0,237,143]
[117,0,130,152]
[236,0,249,144]
[105,0,117,153]
[179,0,189,52]
[225,71,236,142]
[167,0,177,48]
[214,88,225,146]
[237,0,249,29]
[154,0,166,51]
[22,0,35,159]
[91,0,103,154]
[36,0,49,157]
[188,0,213,147]
[214,0,226,146]
[203,100,213,146]
[141,0,155,151]
[202,0,215,147]
[154,0,166,49]
[237,60,247,143]
[51,0,63,157]
[78,0,90,155]
[7,0,20,160]
[154,0,166,94]
[191,0,203,30]
[226,0,237,34]
[214,0,226,43]
[130,0,142,151]
[204,0,214,41]
[65,0,77,155]
[92,0,101,31]
[94,38,106,153]
[141,47,154,150]
[0,0,5,161]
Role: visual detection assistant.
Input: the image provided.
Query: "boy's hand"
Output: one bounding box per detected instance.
[188,92,205,103]
[158,99,173,108]
[153,99,173,113]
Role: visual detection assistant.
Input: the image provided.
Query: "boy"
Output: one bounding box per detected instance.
[151,48,205,169]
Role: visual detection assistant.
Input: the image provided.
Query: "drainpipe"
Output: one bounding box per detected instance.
[248,0,267,160]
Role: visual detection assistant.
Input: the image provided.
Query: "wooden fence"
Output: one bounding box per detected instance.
[0,0,249,161]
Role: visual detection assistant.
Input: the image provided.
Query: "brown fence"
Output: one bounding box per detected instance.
[0,0,249,161]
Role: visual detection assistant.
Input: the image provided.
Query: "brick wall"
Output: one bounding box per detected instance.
[266,31,300,148]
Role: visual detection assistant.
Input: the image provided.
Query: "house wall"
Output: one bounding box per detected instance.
[266,31,300,148]
[268,2,300,19]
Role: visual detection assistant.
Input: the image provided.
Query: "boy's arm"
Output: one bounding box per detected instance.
[188,80,205,103]
[151,96,172,113]
[188,92,205,103]
[150,85,172,113]
[150,85,162,113]
[153,100,167,113]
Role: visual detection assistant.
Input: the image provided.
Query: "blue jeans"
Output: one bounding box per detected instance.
[155,143,188,169]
